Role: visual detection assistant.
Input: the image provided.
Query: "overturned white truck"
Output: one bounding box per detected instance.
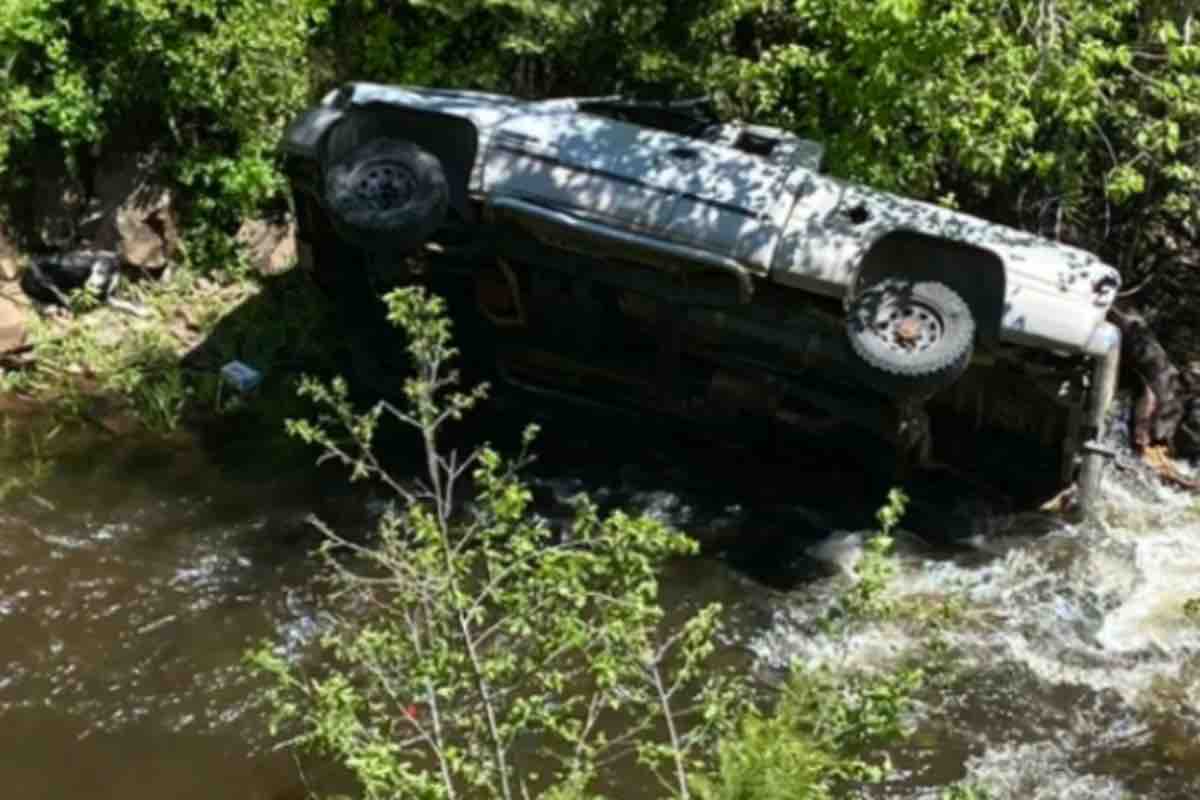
[281,83,1122,514]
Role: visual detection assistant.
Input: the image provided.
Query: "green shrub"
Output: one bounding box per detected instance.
[1184,596,1200,622]
[692,663,924,800]
[818,488,908,631]
[1,0,331,240]
[311,0,717,98]
[246,287,944,799]
[250,286,743,800]
[941,783,993,800]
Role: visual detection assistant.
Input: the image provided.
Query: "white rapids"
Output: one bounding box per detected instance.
[752,449,1200,799]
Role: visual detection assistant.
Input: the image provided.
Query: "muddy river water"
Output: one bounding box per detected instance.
[0,395,1197,799]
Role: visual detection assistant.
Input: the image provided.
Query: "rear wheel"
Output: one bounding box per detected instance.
[847,278,975,397]
[324,138,448,253]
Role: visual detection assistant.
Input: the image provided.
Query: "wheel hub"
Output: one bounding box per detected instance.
[896,317,923,343]
[351,161,416,212]
[877,302,944,353]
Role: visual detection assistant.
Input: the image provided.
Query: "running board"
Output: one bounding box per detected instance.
[488,196,755,303]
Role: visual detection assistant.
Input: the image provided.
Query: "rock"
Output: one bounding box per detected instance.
[235,217,297,275]
[0,225,20,281]
[118,192,176,271]
[0,283,31,354]
[91,150,178,272]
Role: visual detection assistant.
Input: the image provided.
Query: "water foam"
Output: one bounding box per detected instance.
[753,448,1200,798]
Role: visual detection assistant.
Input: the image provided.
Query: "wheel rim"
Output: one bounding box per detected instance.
[871,299,945,355]
[347,160,416,213]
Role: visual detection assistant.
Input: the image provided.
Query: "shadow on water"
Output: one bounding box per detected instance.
[177,269,1068,588]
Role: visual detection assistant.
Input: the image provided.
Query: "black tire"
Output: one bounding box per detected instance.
[324,138,448,252]
[847,278,975,396]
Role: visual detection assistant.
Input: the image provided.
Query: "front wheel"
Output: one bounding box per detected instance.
[846,278,975,397]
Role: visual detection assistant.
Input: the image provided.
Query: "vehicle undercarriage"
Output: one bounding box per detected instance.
[299,207,1108,511]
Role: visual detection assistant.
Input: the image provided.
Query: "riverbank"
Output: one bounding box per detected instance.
[4,250,337,412]
[0,251,354,507]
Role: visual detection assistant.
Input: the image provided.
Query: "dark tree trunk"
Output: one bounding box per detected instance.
[1112,307,1185,448]
[1112,307,1200,489]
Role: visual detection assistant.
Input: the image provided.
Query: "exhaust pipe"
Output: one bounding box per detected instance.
[1076,322,1121,517]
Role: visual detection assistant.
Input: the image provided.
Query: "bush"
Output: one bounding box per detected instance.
[1185,596,1200,622]
[692,664,925,800]
[317,0,713,94]
[250,286,743,799]
[1,0,331,231]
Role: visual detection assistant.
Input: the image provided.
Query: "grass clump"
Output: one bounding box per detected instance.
[693,663,925,800]
[1,261,334,438]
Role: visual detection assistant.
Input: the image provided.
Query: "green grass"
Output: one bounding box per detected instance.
[0,263,334,437]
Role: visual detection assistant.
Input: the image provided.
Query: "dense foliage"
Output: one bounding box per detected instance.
[2,0,1196,317]
[1,0,329,226]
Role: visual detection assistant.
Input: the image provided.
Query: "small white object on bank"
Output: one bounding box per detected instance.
[220,360,262,394]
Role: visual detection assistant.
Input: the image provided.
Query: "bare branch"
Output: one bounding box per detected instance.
[649,659,691,800]
[424,678,459,800]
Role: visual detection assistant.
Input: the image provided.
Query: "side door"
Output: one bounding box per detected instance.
[483,112,689,234]
[663,141,796,275]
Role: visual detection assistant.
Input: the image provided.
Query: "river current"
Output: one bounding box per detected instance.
[0,397,1196,799]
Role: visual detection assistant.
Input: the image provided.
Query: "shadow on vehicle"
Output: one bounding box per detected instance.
[181,267,1072,590]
